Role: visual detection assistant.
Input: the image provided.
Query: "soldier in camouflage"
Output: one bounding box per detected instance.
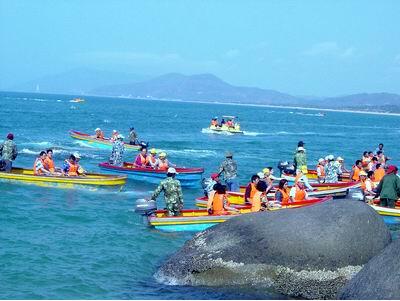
[219,151,239,192]
[0,133,18,172]
[151,167,184,216]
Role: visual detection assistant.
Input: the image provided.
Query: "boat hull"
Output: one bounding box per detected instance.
[99,162,204,187]
[370,204,400,225]
[0,167,127,189]
[208,126,244,134]
[69,130,142,151]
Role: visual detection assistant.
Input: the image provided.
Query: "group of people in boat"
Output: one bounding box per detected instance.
[93,126,143,145]
[132,147,176,170]
[209,117,240,130]
[33,149,85,176]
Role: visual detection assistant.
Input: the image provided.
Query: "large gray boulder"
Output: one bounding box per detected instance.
[156,199,391,299]
[338,238,400,299]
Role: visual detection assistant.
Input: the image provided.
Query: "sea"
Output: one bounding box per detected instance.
[0,91,399,299]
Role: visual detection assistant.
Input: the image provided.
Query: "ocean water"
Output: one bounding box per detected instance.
[0,91,399,299]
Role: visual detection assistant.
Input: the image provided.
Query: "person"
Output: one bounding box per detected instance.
[275,179,290,205]
[220,118,226,126]
[109,134,125,166]
[134,147,149,168]
[94,128,104,139]
[335,156,350,173]
[129,127,139,145]
[226,119,233,128]
[261,168,274,194]
[294,146,307,173]
[363,171,376,200]
[218,151,239,192]
[210,117,218,127]
[361,151,370,168]
[203,173,220,197]
[375,143,385,155]
[147,148,158,169]
[289,180,308,202]
[244,174,260,204]
[0,133,18,172]
[111,130,119,141]
[316,158,326,183]
[265,166,280,181]
[374,163,385,182]
[156,152,175,170]
[62,154,81,176]
[73,152,85,175]
[43,149,56,173]
[207,183,238,215]
[367,157,378,172]
[251,181,268,212]
[151,167,184,216]
[376,151,387,167]
[33,151,51,175]
[350,160,363,181]
[324,155,341,183]
[293,169,314,191]
[374,165,400,208]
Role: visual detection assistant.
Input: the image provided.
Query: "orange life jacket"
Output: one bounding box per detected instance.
[67,161,78,176]
[33,158,44,175]
[249,183,257,200]
[251,191,263,212]
[44,157,55,172]
[158,159,169,171]
[374,168,385,182]
[352,166,361,181]
[294,187,306,201]
[317,164,325,177]
[360,178,366,191]
[212,193,226,215]
[147,155,157,165]
[276,188,290,205]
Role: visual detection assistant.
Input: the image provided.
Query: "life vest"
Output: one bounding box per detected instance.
[33,158,44,175]
[362,157,370,167]
[374,168,385,182]
[249,182,257,200]
[135,153,148,166]
[251,191,263,212]
[211,120,218,126]
[276,188,290,205]
[352,166,361,181]
[67,161,78,176]
[158,159,169,170]
[317,164,325,177]
[44,157,55,172]
[96,131,104,139]
[294,187,306,201]
[147,155,157,165]
[212,193,225,215]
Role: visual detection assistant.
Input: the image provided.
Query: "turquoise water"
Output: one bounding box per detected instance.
[1,91,399,299]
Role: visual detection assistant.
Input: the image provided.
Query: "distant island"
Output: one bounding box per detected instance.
[6,69,400,113]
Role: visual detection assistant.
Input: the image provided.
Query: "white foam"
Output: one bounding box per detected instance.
[201,128,234,135]
[165,148,218,158]
[242,131,265,136]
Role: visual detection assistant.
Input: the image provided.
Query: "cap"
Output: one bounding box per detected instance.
[159,152,167,158]
[6,133,14,140]
[150,148,157,154]
[72,152,81,159]
[112,130,118,133]
[257,172,265,179]
[336,156,344,161]
[328,155,334,160]
[298,141,305,146]
[225,151,233,157]
[95,128,101,131]
[318,158,325,163]
[359,170,367,176]
[117,134,124,139]
[262,168,270,174]
[167,167,178,174]
[297,146,305,151]
[211,173,219,180]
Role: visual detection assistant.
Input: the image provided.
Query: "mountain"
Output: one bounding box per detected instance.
[10,68,151,95]
[90,73,298,104]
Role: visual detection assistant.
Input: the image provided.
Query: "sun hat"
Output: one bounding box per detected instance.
[95,128,101,131]
[167,167,178,174]
[150,148,157,154]
[337,156,344,161]
[117,134,124,139]
[73,152,81,159]
[263,168,270,174]
[159,152,167,158]
[318,158,325,163]
[225,151,233,157]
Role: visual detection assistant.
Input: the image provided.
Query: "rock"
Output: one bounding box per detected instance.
[156,199,391,299]
[338,238,400,299]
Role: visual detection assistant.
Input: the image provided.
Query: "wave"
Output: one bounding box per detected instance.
[22,141,52,147]
[294,112,325,117]
[242,131,266,136]
[20,148,71,156]
[269,131,318,136]
[73,141,97,148]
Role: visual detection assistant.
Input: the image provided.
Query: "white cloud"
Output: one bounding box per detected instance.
[303,42,355,59]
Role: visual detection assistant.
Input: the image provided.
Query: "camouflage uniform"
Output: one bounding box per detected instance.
[109,140,125,166]
[0,139,18,172]
[294,152,307,172]
[219,158,239,191]
[151,177,184,216]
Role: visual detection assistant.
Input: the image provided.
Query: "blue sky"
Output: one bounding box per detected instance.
[1,0,399,96]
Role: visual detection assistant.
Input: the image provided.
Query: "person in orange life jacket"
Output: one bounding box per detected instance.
[43,149,56,173]
[207,183,238,215]
[156,152,176,171]
[374,163,385,182]
[34,151,51,175]
[93,128,104,140]
[147,148,158,169]
[316,158,326,183]
[289,180,308,202]
[350,160,363,181]
[62,154,82,176]
[244,174,260,204]
[73,152,85,175]
[361,151,370,168]
[275,179,290,205]
[210,117,218,127]
[134,147,149,167]
[251,180,269,212]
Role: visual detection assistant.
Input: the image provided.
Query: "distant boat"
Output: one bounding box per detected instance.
[70,97,85,103]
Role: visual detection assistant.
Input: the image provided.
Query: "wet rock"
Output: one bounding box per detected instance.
[338,238,400,300]
[156,199,391,299]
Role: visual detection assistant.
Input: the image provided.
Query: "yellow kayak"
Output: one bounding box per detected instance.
[0,167,127,188]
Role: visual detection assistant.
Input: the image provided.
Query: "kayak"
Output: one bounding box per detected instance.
[0,167,127,189]
[369,199,400,225]
[142,196,331,232]
[197,182,360,207]
[239,181,359,193]
[208,125,244,134]
[283,170,351,182]
[98,162,204,187]
[69,130,146,151]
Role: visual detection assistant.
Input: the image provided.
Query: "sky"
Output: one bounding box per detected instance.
[0,0,399,96]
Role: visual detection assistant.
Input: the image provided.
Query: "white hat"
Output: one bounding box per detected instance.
[336,156,344,161]
[167,167,178,174]
[117,134,124,139]
[95,128,101,131]
[257,172,265,179]
[297,147,305,151]
[327,154,334,161]
[73,152,81,159]
[112,129,117,133]
[318,158,325,163]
